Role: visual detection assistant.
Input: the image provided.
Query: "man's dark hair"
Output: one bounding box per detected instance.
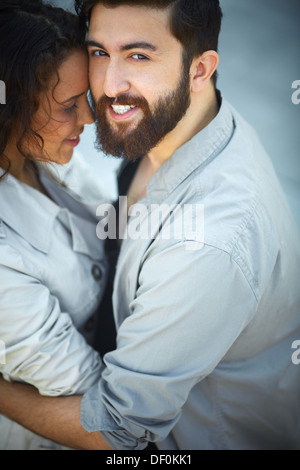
[75,0,223,85]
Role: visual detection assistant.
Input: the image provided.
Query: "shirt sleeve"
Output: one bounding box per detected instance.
[81,241,258,449]
[0,252,103,396]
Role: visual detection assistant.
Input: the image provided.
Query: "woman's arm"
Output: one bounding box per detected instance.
[0,375,111,450]
[0,257,103,396]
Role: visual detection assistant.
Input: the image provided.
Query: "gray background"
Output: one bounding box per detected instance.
[50,0,300,230]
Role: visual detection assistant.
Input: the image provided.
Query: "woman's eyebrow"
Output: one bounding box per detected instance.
[61,92,85,104]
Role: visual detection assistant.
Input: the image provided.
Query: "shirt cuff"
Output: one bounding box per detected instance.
[80,383,150,450]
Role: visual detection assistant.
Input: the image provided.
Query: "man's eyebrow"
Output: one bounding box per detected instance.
[120,41,157,52]
[86,39,105,50]
[86,39,157,52]
[61,92,85,104]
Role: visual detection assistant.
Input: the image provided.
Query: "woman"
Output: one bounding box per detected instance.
[0,0,109,449]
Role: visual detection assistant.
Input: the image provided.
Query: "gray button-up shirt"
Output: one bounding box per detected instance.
[81,98,300,450]
[0,151,108,449]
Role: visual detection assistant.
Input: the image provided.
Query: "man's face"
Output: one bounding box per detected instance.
[87,4,192,161]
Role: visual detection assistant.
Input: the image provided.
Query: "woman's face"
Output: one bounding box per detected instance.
[30,49,94,164]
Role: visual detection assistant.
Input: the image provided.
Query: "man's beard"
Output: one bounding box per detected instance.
[92,60,191,162]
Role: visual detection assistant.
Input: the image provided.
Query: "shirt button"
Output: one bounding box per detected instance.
[92,264,102,281]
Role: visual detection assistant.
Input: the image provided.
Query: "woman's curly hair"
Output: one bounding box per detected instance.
[0,0,86,179]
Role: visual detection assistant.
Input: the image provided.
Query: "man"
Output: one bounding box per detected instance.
[0,0,300,450]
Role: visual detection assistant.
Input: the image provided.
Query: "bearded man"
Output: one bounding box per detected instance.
[0,0,299,451]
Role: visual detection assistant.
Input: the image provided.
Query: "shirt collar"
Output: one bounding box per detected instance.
[0,169,61,253]
[147,96,235,203]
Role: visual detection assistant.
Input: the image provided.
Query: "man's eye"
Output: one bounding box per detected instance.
[131,54,149,61]
[92,50,108,57]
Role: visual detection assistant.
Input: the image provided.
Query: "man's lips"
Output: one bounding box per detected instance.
[108,104,139,121]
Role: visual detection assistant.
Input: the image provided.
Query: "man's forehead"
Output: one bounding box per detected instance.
[88,3,175,51]
[89,3,171,35]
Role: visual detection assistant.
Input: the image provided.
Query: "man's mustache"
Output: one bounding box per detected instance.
[92,93,150,113]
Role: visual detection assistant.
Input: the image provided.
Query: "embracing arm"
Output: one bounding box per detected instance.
[0,243,257,450]
[0,375,111,450]
[0,259,111,449]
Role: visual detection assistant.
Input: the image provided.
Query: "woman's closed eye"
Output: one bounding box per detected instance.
[63,102,79,113]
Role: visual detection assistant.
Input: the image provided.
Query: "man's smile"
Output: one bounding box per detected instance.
[109,104,139,121]
[111,104,136,115]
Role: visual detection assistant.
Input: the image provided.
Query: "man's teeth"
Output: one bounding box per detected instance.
[69,136,78,140]
[111,105,135,115]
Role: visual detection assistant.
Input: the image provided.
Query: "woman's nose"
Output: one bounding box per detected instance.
[78,95,95,126]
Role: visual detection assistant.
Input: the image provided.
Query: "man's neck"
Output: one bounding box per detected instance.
[126,84,220,210]
[147,85,219,172]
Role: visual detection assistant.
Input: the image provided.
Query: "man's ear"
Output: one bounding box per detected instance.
[190,51,219,93]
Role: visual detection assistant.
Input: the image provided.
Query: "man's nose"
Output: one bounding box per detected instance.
[103,59,131,98]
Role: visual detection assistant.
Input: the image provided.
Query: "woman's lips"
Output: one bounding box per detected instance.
[64,135,81,147]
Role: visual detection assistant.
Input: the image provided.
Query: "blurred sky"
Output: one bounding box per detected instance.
[50,0,300,230]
